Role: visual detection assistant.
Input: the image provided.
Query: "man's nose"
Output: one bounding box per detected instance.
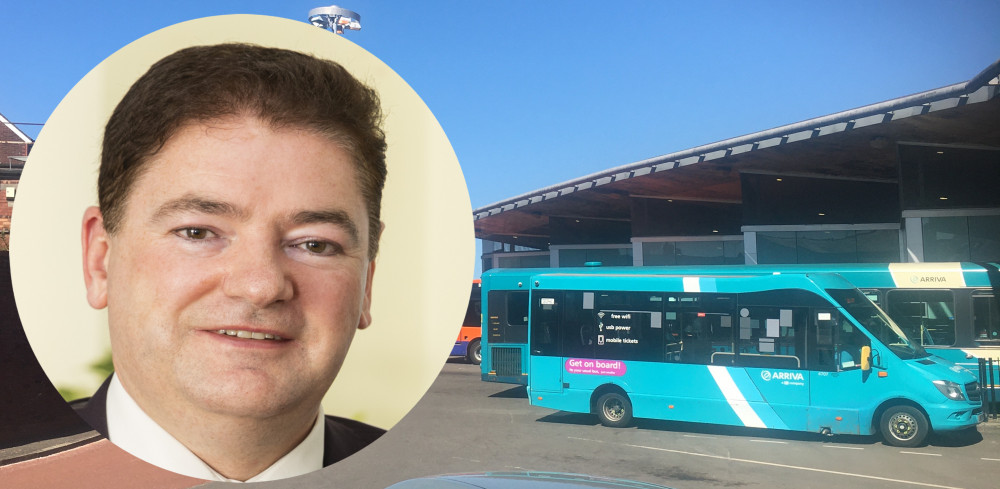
[222,240,294,307]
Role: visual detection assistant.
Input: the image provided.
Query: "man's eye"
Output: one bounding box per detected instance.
[177,228,212,240]
[298,240,338,255]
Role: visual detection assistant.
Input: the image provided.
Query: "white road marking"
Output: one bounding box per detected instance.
[571,436,964,489]
[822,445,864,450]
[750,439,787,444]
[682,434,716,439]
[982,458,1000,462]
[901,451,942,457]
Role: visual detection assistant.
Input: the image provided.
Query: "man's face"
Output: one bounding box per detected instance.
[84,116,375,420]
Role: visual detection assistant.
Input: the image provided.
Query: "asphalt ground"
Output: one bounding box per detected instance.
[5,359,996,489]
[294,360,1000,489]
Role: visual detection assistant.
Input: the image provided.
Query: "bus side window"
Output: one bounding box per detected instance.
[591,291,661,362]
[507,291,530,343]
[677,313,713,364]
[973,293,1000,344]
[488,290,529,344]
[861,289,881,307]
[809,310,839,372]
[561,291,595,359]
[663,309,684,362]
[732,290,814,370]
[885,289,957,346]
[732,305,806,369]
[835,319,871,371]
[531,293,562,356]
[673,293,735,365]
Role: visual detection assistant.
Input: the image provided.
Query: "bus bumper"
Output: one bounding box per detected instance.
[925,402,984,432]
[482,372,528,385]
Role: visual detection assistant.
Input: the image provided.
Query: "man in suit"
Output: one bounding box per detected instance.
[76,43,386,482]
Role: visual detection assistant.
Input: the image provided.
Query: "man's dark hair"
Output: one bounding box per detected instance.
[100,43,387,257]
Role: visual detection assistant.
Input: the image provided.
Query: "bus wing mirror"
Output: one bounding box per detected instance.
[860,345,872,372]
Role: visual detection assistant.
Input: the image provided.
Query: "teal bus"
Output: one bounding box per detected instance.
[481,262,1000,385]
[481,267,984,446]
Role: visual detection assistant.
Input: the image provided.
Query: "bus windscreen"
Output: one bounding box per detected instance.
[826,288,928,360]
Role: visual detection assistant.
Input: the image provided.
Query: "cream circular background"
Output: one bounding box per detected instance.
[10,15,474,430]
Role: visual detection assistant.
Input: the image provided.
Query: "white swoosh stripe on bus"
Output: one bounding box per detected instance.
[683,277,700,292]
[726,368,789,430]
[707,365,767,429]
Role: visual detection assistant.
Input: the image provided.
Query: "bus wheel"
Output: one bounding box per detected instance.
[880,405,928,447]
[596,392,632,428]
[466,339,482,365]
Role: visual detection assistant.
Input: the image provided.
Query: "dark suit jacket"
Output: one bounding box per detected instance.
[71,376,384,467]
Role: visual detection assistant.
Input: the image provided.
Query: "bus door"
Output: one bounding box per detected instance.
[806,308,870,434]
[530,291,565,393]
[485,290,530,383]
[733,301,810,431]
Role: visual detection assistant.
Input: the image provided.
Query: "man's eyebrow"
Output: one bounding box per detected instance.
[151,196,246,222]
[292,210,361,246]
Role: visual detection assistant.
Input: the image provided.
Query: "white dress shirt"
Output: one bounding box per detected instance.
[105,374,325,482]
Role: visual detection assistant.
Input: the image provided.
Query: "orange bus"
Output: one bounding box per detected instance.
[452,280,483,364]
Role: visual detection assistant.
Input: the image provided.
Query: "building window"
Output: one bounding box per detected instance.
[558,247,632,267]
[921,217,969,262]
[756,232,797,264]
[642,239,744,266]
[757,229,899,264]
[496,253,551,269]
[922,215,1000,262]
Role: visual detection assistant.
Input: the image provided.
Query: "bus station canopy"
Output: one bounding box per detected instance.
[473,59,1000,251]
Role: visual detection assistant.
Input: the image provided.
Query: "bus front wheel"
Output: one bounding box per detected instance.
[880,405,929,447]
[596,392,633,428]
[466,339,482,365]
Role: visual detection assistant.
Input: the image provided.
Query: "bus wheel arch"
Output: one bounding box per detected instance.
[875,400,931,447]
[592,385,633,428]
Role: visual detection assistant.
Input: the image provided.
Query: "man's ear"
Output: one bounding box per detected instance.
[358,221,384,331]
[81,206,110,309]
[357,258,376,330]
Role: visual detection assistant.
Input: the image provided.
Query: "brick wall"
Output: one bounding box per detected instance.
[0,122,32,166]
[0,119,30,250]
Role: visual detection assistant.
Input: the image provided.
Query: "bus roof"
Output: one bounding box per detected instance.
[482,262,998,290]
[492,270,857,295]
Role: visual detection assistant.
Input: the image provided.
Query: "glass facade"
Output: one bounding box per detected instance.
[922,215,1000,262]
[496,253,551,269]
[757,229,899,264]
[558,247,633,267]
[642,240,744,266]
[479,145,999,271]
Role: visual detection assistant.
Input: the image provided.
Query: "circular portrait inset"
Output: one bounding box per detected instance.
[10,14,473,482]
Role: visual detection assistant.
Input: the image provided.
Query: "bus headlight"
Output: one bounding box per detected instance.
[932,380,966,401]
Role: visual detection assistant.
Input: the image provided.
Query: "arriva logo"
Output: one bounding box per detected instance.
[910,275,947,284]
[761,370,804,382]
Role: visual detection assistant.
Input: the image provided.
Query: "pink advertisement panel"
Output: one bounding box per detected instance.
[565,358,627,376]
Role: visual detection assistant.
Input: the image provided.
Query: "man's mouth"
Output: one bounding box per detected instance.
[214,329,285,341]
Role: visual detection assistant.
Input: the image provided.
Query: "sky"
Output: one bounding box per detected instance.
[4,0,1000,273]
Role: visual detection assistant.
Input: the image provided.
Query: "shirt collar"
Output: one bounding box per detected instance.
[105,373,325,482]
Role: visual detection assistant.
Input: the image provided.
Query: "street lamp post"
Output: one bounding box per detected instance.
[308,5,361,34]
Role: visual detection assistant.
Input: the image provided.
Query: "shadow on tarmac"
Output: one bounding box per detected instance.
[489,386,528,399]
[537,411,600,426]
[533,409,988,448]
[925,427,984,447]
